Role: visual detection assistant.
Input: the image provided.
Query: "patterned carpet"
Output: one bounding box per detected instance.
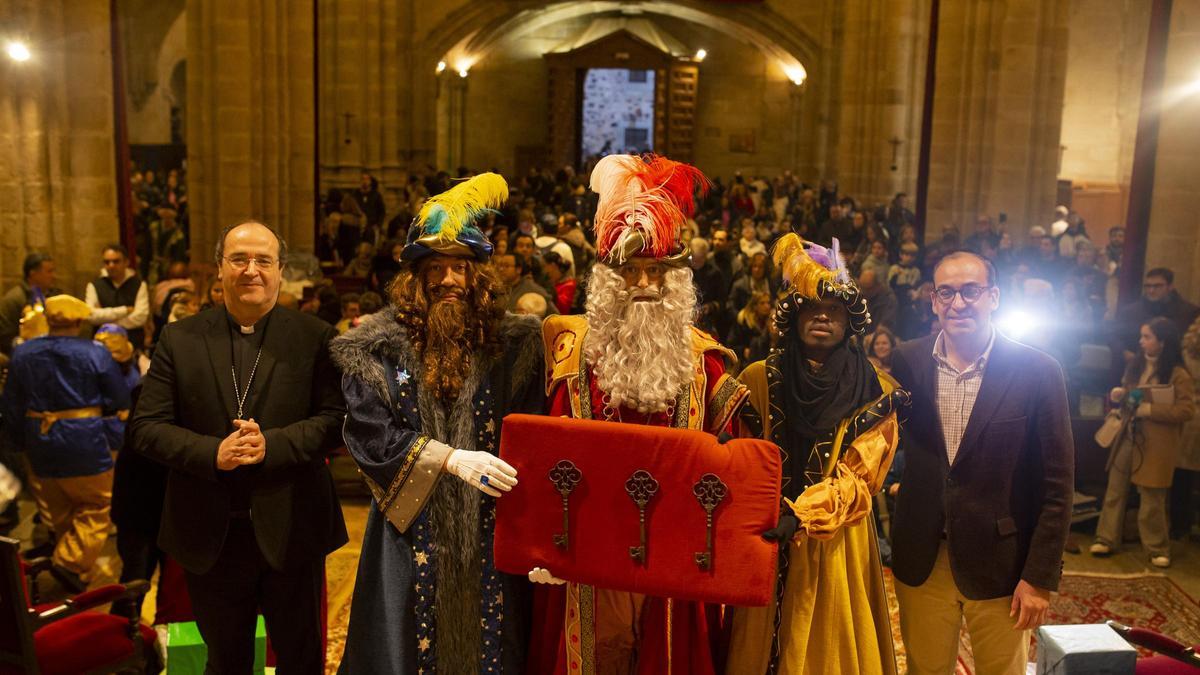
[882,568,1200,674]
[325,501,1200,673]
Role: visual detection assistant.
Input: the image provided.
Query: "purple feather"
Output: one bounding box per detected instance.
[805,242,834,269]
[830,238,851,283]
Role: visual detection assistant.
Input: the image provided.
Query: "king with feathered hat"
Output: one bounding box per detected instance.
[725,234,910,675]
[527,155,751,675]
[331,173,547,674]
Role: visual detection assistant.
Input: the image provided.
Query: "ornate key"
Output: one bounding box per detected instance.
[549,460,581,549]
[693,473,728,570]
[625,470,659,564]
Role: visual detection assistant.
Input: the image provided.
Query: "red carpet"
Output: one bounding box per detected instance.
[884,568,1200,674]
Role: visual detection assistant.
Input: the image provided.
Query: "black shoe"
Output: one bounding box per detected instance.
[50,564,86,594]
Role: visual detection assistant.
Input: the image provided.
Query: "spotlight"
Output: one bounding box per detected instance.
[6,41,31,63]
[457,67,469,78]
[436,60,446,74]
[454,58,474,78]
[694,49,707,62]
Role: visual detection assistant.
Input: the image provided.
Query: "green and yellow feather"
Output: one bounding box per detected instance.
[415,172,509,242]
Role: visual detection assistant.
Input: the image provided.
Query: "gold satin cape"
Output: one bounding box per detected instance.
[726,358,900,675]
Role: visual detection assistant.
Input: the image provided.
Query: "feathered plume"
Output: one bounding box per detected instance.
[415,172,508,243]
[773,233,852,299]
[590,154,709,262]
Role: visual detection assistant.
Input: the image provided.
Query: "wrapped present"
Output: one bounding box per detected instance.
[1036,624,1136,675]
[167,616,267,674]
[494,414,782,606]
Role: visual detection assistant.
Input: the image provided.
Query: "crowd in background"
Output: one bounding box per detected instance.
[4,159,1200,590]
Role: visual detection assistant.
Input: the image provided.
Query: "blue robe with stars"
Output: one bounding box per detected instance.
[331,312,545,674]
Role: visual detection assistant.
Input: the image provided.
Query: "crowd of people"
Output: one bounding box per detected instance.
[0,155,1198,674]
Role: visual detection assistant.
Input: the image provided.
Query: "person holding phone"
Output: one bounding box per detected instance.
[1092,316,1195,567]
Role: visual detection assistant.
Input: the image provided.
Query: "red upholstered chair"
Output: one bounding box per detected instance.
[1107,620,1200,674]
[0,536,157,675]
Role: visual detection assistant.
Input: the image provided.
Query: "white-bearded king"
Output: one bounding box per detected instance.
[526,154,750,675]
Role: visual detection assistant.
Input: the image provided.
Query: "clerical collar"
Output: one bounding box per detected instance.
[225,308,272,336]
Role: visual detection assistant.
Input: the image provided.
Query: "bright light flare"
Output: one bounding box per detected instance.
[782,63,806,86]
[694,49,707,62]
[436,60,446,74]
[454,58,475,78]
[995,309,1037,340]
[6,41,31,63]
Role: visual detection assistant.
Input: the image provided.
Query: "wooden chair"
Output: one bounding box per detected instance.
[0,536,156,675]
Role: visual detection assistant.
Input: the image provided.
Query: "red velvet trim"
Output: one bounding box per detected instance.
[1137,654,1200,675]
[153,556,194,625]
[34,613,155,675]
[495,414,781,606]
[69,584,127,611]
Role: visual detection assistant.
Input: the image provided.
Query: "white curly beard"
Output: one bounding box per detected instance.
[584,264,697,414]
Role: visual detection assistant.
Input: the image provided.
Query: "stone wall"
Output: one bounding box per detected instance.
[186,0,315,259]
[925,0,1070,237]
[1059,0,1148,186]
[0,0,120,294]
[1144,0,1200,300]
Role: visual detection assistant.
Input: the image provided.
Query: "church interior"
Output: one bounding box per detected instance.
[2,0,1200,673]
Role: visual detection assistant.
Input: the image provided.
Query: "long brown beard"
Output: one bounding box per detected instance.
[389,260,505,405]
[423,299,473,403]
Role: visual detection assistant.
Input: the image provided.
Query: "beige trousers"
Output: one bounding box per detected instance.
[895,544,1030,675]
[1095,459,1171,558]
[35,469,114,577]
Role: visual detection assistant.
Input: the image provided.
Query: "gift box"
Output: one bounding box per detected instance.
[1036,624,1136,675]
[167,616,267,674]
[494,414,782,606]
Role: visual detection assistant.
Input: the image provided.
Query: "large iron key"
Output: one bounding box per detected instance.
[693,473,728,570]
[549,460,581,549]
[625,470,659,564]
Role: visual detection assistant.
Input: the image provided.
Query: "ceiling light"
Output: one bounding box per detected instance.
[6,41,31,63]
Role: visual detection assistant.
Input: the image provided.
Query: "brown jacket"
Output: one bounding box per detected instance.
[890,333,1075,600]
[1109,365,1196,488]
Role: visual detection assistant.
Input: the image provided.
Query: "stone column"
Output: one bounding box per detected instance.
[1144,0,1200,299]
[317,0,404,194]
[186,0,315,259]
[0,0,119,294]
[834,0,929,206]
[925,0,1070,237]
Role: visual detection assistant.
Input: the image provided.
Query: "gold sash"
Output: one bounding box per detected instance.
[26,406,103,435]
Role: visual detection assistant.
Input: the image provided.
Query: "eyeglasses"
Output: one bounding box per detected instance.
[933,285,992,304]
[223,255,277,270]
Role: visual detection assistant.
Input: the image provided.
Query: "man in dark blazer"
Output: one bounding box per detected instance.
[890,251,1073,675]
[132,221,347,674]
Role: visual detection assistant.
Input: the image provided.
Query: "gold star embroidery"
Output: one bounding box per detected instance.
[485,419,496,434]
[419,637,431,652]
[415,551,429,566]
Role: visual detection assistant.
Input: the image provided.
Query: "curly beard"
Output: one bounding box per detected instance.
[390,261,504,404]
[584,264,697,413]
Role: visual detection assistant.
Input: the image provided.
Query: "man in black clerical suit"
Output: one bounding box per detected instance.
[132,221,347,674]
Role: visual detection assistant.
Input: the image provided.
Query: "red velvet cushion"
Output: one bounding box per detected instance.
[35,613,156,675]
[1137,654,1200,675]
[495,414,782,606]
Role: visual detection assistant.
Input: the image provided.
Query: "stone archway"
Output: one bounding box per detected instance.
[421,0,821,176]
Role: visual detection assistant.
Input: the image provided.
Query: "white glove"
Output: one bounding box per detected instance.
[444,448,517,498]
[528,567,566,585]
